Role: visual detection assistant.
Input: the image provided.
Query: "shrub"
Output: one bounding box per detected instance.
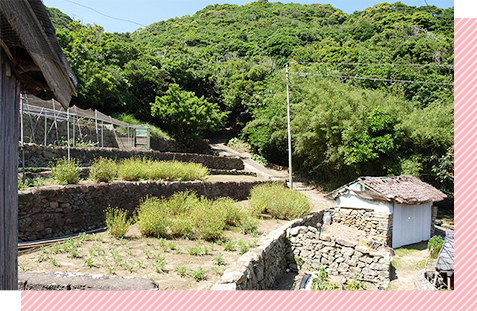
[237,240,249,254]
[344,280,366,290]
[220,198,242,226]
[117,157,149,181]
[220,198,259,234]
[18,177,48,190]
[136,192,244,240]
[90,157,118,183]
[187,245,210,256]
[428,235,444,259]
[311,267,340,291]
[134,197,170,237]
[50,157,81,185]
[193,197,228,240]
[104,206,133,238]
[212,253,225,266]
[223,241,235,251]
[238,215,260,235]
[165,191,197,237]
[175,264,188,277]
[189,266,206,282]
[249,182,310,220]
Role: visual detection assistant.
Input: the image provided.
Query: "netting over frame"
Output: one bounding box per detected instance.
[21,94,149,149]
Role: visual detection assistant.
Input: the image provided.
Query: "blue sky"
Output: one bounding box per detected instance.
[42,0,454,33]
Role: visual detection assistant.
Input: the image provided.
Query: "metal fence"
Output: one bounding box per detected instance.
[20,94,150,150]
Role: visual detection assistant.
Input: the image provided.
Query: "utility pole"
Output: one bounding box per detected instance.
[286,62,293,190]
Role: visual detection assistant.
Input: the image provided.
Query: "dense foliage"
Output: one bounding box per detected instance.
[46,1,454,202]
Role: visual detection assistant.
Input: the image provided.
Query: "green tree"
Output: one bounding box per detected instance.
[150,84,228,140]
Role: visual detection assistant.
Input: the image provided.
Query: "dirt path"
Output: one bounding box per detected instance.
[208,139,335,213]
[209,136,436,291]
[388,242,431,290]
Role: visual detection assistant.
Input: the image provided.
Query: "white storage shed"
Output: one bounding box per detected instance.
[326,175,447,248]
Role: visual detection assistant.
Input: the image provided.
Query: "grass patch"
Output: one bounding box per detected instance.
[117,157,209,182]
[227,138,251,154]
[90,157,118,183]
[135,192,258,241]
[50,157,81,185]
[249,182,310,220]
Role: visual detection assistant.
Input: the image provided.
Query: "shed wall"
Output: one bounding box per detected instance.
[336,192,392,214]
[392,202,432,248]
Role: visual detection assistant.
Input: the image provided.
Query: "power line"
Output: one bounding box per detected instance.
[63,0,147,28]
[62,0,211,47]
[289,72,454,86]
[289,61,454,68]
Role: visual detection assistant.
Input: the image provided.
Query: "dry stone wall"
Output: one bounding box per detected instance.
[212,214,391,290]
[212,213,323,290]
[20,144,243,170]
[287,226,391,288]
[331,207,393,246]
[18,180,266,242]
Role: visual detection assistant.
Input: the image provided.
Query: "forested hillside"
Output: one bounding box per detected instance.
[46,1,454,203]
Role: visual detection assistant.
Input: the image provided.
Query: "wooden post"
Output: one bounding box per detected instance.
[0,49,19,290]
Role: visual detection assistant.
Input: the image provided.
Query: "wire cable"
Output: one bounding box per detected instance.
[288,61,454,68]
[289,72,454,86]
[63,0,147,28]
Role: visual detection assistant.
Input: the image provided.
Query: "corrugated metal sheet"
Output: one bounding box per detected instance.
[436,231,454,274]
[392,203,432,248]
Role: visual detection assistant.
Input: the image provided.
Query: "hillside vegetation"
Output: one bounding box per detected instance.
[46,1,454,204]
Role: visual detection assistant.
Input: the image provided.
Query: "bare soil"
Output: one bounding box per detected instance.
[18,205,289,291]
[387,241,434,290]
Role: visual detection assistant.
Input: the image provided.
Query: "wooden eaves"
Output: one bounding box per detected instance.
[0,0,77,107]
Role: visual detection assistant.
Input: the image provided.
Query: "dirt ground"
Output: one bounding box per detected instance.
[17,197,435,291]
[18,205,290,291]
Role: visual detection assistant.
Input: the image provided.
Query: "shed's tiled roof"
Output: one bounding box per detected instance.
[327,175,447,204]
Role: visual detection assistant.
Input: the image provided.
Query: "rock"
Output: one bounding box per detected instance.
[211,283,237,290]
[336,238,357,248]
[319,233,331,242]
[220,271,247,285]
[341,247,355,257]
[338,263,350,272]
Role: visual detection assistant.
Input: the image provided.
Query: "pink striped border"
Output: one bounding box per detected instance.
[21,19,466,311]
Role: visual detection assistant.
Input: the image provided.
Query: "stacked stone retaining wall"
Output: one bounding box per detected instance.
[212,213,323,290]
[20,144,243,170]
[18,180,266,242]
[212,214,391,290]
[331,207,393,246]
[287,226,391,288]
